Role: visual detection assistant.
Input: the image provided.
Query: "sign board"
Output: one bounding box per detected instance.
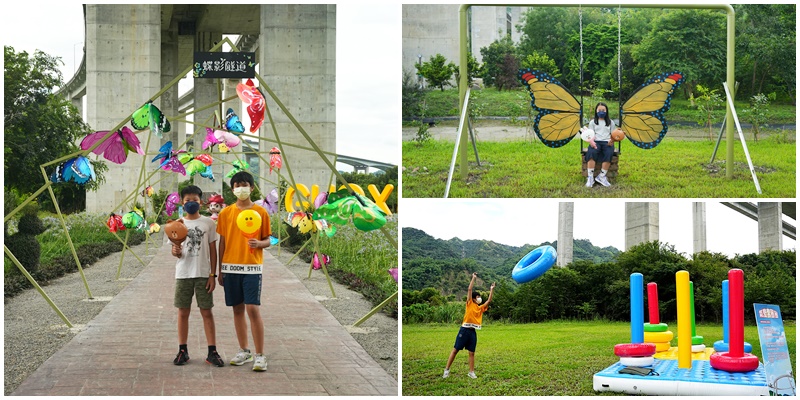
[753,303,796,396]
[193,52,256,78]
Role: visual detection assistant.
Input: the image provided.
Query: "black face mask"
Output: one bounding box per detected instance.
[184,201,201,215]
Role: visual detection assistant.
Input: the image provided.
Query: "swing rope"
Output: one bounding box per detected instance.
[579,6,584,124]
[617,5,622,133]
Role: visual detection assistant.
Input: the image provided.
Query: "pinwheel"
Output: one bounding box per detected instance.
[312,253,331,270]
[164,192,180,216]
[201,127,240,153]
[122,209,146,231]
[50,156,96,185]
[178,153,214,181]
[236,78,265,133]
[225,159,249,179]
[151,141,186,175]
[312,189,387,232]
[254,187,279,215]
[225,108,245,134]
[106,213,125,233]
[131,101,171,137]
[269,147,282,174]
[80,127,144,164]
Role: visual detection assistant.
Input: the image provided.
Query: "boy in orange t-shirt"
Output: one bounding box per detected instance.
[443,272,495,379]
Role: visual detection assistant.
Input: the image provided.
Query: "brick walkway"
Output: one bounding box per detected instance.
[11,245,397,396]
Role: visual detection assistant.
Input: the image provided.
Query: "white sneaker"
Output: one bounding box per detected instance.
[468,371,477,379]
[230,349,253,366]
[252,353,268,371]
[442,369,450,378]
[585,176,595,187]
[595,174,611,187]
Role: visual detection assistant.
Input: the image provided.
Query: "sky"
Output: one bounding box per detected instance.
[400,199,796,259]
[1,3,401,170]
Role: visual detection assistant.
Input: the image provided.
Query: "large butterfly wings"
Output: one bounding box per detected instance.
[52,156,96,185]
[236,79,265,133]
[621,71,685,149]
[225,108,245,134]
[80,127,143,164]
[151,141,186,175]
[131,101,171,137]
[518,69,582,148]
[202,128,241,152]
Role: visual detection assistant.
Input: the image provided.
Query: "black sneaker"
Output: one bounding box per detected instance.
[173,349,189,365]
[206,351,225,367]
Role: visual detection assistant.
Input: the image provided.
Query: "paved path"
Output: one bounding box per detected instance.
[11,245,397,396]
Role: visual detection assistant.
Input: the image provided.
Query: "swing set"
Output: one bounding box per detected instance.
[445,4,762,197]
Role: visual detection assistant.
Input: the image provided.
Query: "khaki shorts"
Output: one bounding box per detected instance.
[174,277,214,309]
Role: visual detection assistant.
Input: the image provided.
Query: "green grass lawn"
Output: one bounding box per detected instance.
[402,137,795,198]
[402,320,797,396]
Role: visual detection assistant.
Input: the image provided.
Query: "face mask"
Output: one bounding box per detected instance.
[475,297,482,304]
[183,201,200,215]
[597,111,607,118]
[233,187,251,200]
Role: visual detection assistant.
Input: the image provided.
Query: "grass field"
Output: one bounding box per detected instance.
[402,136,795,198]
[402,320,797,396]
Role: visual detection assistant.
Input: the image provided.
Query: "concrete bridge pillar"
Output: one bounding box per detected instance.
[557,202,574,267]
[259,4,336,190]
[692,202,707,254]
[625,202,659,250]
[758,202,783,252]
[191,31,223,196]
[158,22,180,201]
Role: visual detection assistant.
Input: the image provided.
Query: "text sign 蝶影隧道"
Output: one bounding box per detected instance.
[193,52,256,79]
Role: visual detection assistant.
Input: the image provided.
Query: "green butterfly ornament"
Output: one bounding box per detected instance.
[131,101,171,137]
[312,189,387,232]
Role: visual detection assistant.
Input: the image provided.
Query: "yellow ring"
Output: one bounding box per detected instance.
[654,341,671,352]
[644,330,674,343]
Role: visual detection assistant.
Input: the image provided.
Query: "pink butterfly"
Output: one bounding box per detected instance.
[201,127,241,152]
[164,192,180,216]
[236,78,265,133]
[80,127,144,164]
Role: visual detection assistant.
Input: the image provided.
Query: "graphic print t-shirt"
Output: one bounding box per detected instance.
[175,216,218,279]
[216,204,271,274]
[461,298,488,329]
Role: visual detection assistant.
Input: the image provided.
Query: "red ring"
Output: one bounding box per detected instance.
[709,352,760,372]
[614,343,656,357]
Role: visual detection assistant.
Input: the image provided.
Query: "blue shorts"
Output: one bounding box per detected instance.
[222,273,262,306]
[585,141,614,163]
[453,326,477,352]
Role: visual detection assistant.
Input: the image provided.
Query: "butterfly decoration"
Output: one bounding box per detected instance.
[50,156,96,185]
[141,185,155,197]
[388,268,398,283]
[225,159,250,179]
[202,127,241,153]
[225,108,245,134]
[287,211,335,236]
[312,252,331,270]
[236,78,266,133]
[269,236,280,246]
[122,209,146,231]
[518,69,685,149]
[151,141,186,175]
[312,189,387,232]
[164,192,181,216]
[80,127,144,164]
[254,187,280,215]
[106,213,125,233]
[148,223,161,234]
[131,101,171,137]
[178,153,214,181]
[269,147,282,174]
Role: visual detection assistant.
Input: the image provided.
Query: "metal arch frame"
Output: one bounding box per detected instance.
[456,4,737,180]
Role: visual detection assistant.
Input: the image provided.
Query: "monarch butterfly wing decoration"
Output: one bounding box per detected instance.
[518,69,582,148]
[620,71,685,149]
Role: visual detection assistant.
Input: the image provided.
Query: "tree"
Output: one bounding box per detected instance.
[520,52,560,77]
[4,46,95,197]
[480,35,519,91]
[453,52,484,88]
[415,53,456,91]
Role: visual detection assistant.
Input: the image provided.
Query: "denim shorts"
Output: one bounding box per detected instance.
[222,273,262,306]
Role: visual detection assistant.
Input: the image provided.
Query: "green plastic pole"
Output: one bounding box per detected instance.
[353,291,398,327]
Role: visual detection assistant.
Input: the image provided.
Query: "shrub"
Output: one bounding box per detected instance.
[5,210,46,276]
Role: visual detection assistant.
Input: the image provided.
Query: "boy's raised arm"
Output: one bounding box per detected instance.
[467,272,476,302]
[485,282,496,306]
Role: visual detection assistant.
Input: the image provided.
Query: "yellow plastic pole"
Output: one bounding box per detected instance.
[676,270,692,369]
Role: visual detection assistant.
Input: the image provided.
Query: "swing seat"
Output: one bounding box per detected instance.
[580,148,620,178]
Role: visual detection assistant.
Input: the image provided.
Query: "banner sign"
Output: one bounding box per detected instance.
[193,52,256,78]
[753,303,795,396]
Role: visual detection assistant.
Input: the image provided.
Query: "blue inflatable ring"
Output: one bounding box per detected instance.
[512,245,557,283]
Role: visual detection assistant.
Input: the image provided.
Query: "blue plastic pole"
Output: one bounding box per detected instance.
[631,273,644,343]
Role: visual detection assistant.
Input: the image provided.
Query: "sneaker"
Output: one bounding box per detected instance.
[173,349,189,365]
[206,351,224,367]
[230,349,253,366]
[442,369,450,378]
[585,176,595,187]
[252,354,268,371]
[468,371,477,379]
[595,174,611,187]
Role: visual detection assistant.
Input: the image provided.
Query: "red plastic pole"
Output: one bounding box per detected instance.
[647,282,660,324]
[728,269,744,357]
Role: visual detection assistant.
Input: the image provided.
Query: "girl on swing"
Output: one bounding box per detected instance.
[584,102,621,188]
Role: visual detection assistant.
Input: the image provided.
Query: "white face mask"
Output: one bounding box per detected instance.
[233,187,251,200]
[475,297,482,304]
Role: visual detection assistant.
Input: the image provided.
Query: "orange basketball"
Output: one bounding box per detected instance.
[611,128,625,142]
[164,219,188,244]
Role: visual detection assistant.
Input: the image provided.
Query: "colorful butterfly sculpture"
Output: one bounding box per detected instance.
[141,185,155,197]
[106,213,125,233]
[131,101,171,137]
[287,211,334,236]
[225,108,245,134]
[148,223,161,234]
[164,192,181,216]
[254,187,280,215]
[225,159,249,179]
[518,69,685,149]
[178,153,214,181]
[80,127,144,164]
[312,252,331,270]
[122,209,146,231]
[236,78,266,133]
[312,189,387,232]
[50,156,96,185]
[151,141,186,175]
[201,127,241,153]
[269,147,282,174]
